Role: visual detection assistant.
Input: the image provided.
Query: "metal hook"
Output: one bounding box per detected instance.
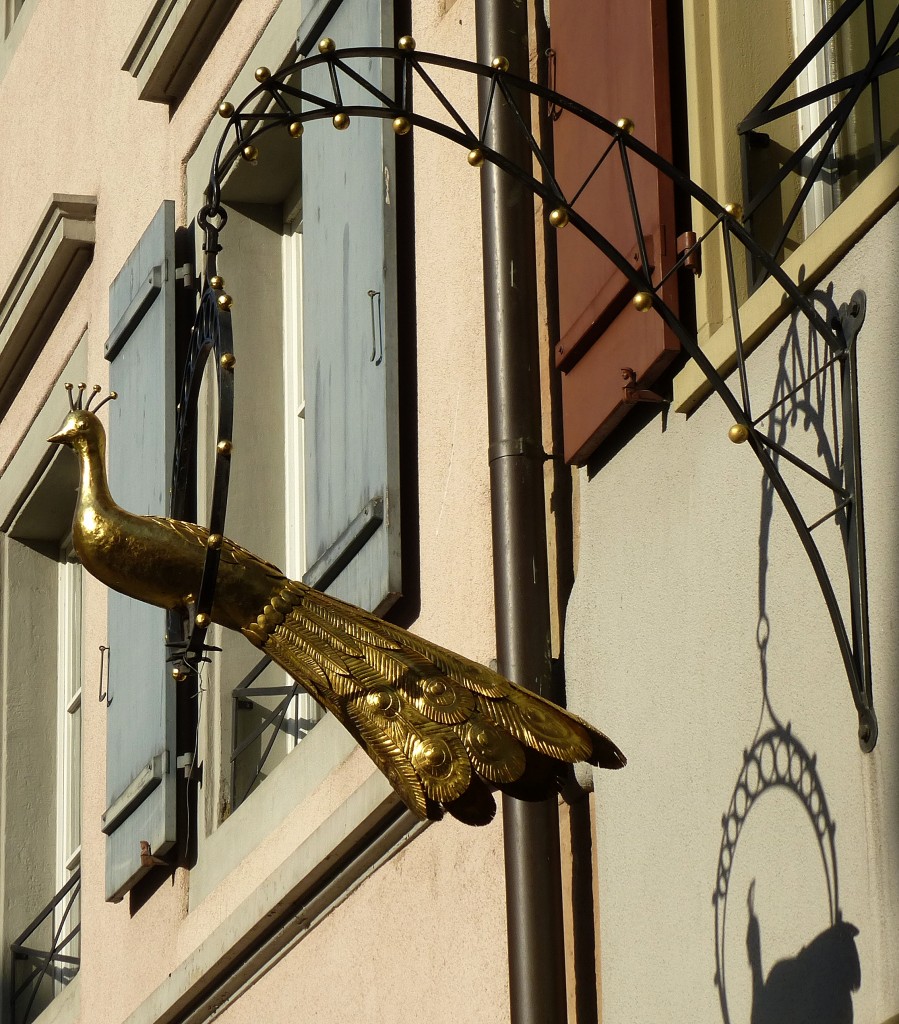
[98,645,112,706]
[368,289,383,366]
[545,49,562,121]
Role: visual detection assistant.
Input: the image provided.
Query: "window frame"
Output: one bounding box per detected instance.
[675,0,899,413]
[180,0,412,912]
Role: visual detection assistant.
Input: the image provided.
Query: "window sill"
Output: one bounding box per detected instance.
[30,973,80,1024]
[673,146,899,414]
[129,762,424,1024]
[122,0,241,104]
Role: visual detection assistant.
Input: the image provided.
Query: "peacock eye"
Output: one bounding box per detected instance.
[75,417,88,430]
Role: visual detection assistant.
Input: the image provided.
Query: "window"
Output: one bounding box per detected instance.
[2,433,83,1023]
[54,547,81,990]
[179,0,406,904]
[738,0,899,273]
[669,0,899,414]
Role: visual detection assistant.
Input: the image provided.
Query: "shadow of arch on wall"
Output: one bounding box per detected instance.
[167,42,877,755]
[713,722,861,1024]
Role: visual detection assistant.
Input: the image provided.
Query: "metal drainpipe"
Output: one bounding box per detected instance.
[475,4,568,1023]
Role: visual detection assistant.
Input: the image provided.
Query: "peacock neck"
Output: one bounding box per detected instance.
[78,442,114,511]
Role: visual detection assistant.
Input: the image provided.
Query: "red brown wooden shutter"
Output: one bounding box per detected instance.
[552,0,679,464]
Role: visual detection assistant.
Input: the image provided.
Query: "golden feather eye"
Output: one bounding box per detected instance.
[366,686,401,719]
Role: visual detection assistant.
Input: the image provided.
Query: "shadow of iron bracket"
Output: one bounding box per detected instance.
[699,288,877,752]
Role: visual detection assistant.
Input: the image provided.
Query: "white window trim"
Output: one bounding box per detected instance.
[791,0,839,234]
[55,546,82,890]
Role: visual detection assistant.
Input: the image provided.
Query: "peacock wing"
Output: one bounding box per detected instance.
[144,516,285,579]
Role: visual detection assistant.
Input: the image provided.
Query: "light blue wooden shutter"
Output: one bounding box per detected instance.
[102,201,176,902]
[301,0,401,615]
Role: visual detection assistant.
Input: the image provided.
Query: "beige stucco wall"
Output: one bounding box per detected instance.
[565,201,899,1023]
[0,1,514,1022]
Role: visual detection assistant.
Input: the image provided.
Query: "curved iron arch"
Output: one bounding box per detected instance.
[169,43,877,752]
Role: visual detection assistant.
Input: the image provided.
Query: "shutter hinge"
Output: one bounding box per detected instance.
[621,368,667,406]
[176,752,203,783]
[677,231,702,277]
[175,263,195,288]
[139,840,168,867]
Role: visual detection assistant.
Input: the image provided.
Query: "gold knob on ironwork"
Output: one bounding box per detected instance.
[217,293,233,310]
[728,423,750,444]
[392,116,411,136]
[725,202,743,220]
[633,291,653,312]
[616,117,635,134]
[332,112,350,130]
[288,121,304,138]
[468,147,485,167]
[242,144,259,163]
[220,352,236,370]
[218,101,234,118]
[172,666,189,681]
[217,440,233,456]
[207,534,223,550]
[255,66,271,82]
[195,612,211,628]
[491,55,510,71]
[398,35,416,51]
[209,275,224,290]
[319,37,335,53]
[549,207,569,228]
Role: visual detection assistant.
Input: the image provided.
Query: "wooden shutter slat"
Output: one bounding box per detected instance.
[301,0,400,615]
[552,0,680,464]
[103,201,177,902]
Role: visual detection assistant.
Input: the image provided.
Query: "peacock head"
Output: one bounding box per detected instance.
[47,383,116,452]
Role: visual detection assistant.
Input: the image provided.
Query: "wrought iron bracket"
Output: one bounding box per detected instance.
[169,42,881,753]
[835,290,876,751]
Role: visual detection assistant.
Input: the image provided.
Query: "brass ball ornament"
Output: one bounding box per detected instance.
[616,116,635,134]
[397,35,416,50]
[195,612,211,628]
[468,147,485,167]
[392,116,412,136]
[207,534,224,550]
[220,352,236,370]
[318,37,336,53]
[548,207,570,228]
[288,121,304,138]
[172,666,189,681]
[332,112,350,130]
[254,66,271,82]
[728,423,751,444]
[242,144,259,163]
[632,291,653,312]
[217,439,233,456]
[218,101,234,118]
[491,55,510,72]
[209,275,224,290]
[217,293,233,311]
[725,202,744,220]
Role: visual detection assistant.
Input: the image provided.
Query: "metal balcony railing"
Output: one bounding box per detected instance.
[10,870,80,1024]
[740,0,899,285]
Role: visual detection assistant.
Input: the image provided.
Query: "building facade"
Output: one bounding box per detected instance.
[0,1,896,1023]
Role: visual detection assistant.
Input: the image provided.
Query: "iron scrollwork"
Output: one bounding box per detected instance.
[168,40,879,749]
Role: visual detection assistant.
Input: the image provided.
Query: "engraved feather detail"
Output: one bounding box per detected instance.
[243,579,626,824]
[49,405,625,828]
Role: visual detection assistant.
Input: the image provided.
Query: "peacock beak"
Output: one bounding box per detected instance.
[47,429,70,445]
